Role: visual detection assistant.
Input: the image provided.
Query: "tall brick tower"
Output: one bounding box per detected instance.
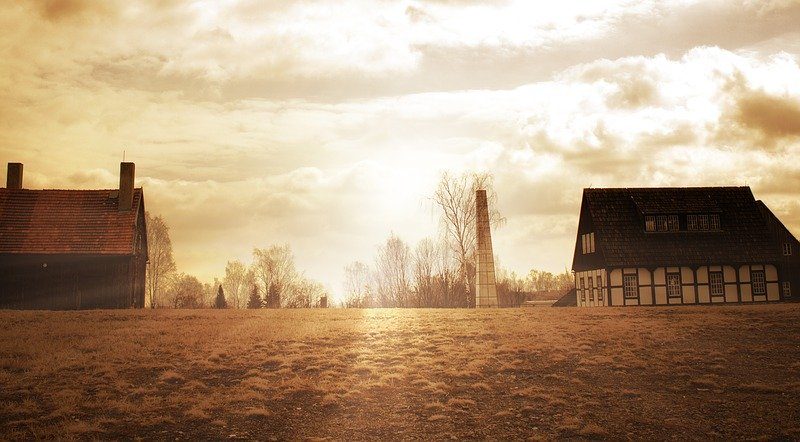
[475,189,499,308]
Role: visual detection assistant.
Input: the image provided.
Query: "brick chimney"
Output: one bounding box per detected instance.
[118,162,135,211]
[6,163,23,189]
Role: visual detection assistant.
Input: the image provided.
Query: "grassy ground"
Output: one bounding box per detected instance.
[1,305,799,440]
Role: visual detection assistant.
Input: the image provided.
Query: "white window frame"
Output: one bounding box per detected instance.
[623,274,638,299]
[783,281,791,298]
[657,215,668,232]
[666,272,682,298]
[752,270,766,296]
[667,215,680,231]
[699,215,709,230]
[784,243,792,256]
[645,216,655,232]
[687,215,698,231]
[589,233,595,253]
[597,276,604,301]
[710,214,720,230]
[709,271,724,297]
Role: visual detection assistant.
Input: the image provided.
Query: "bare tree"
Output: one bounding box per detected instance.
[167,273,204,308]
[433,237,458,307]
[375,232,411,307]
[222,260,250,309]
[252,244,297,308]
[432,172,504,303]
[145,212,177,308]
[285,276,327,308]
[343,261,371,308]
[413,238,438,307]
[200,278,220,308]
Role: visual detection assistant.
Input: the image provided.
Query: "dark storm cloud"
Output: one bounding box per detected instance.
[735,92,800,140]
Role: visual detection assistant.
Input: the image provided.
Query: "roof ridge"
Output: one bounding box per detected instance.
[585,186,750,191]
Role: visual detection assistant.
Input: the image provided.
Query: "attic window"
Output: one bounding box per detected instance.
[698,215,709,230]
[710,214,720,230]
[784,243,793,256]
[645,216,655,232]
[581,233,595,254]
[657,215,668,231]
[687,215,698,231]
[667,215,679,231]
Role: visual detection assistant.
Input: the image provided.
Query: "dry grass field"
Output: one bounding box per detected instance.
[1,305,799,440]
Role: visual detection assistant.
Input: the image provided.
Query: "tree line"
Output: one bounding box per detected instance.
[341,172,573,308]
[144,171,574,309]
[144,215,328,309]
[342,234,572,308]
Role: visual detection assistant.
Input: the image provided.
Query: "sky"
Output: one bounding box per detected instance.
[2,0,800,300]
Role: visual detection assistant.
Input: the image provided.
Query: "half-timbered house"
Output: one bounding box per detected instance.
[572,187,796,307]
[0,162,147,309]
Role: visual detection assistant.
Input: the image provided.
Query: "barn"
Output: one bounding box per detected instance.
[572,187,798,307]
[0,162,147,309]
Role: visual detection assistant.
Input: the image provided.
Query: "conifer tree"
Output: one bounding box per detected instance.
[247,285,262,309]
[214,285,227,309]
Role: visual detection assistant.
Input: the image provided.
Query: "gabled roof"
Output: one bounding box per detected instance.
[0,188,144,255]
[578,187,778,269]
[756,200,800,246]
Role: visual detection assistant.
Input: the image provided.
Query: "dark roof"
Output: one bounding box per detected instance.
[552,288,577,307]
[756,200,800,246]
[0,188,144,255]
[581,187,778,268]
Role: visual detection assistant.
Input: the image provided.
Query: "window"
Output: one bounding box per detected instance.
[783,282,791,298]
[667,273,682,298]
[752,270,766,295]
[709,271,724,297]
[710,214,720,230]
[687,215,698,231]
[597,276,604,301]
[657,215,668,232]
[623,274,638,299]
[699,215,709,230]
[581,233,595,254]
[580,278,585,289]
[588,276,594,288]
[667,215,680,231]
[645,216,655,232]
[784,243,793,256]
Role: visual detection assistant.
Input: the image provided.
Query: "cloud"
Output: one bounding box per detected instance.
[734,91,800,140]
[2,1,800,292]
[36,0,109,22]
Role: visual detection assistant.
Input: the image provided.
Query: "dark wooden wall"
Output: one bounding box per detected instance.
[0,254,143,309]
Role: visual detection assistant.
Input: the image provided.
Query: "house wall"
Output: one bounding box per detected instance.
[575,269,609,307]
[0,255,142,309]
[582,264,780,307]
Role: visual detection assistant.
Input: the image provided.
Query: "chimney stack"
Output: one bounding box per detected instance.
[119,162,135,211]
[6,163,23,189]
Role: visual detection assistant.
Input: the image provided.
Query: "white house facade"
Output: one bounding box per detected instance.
[572,187,796,307]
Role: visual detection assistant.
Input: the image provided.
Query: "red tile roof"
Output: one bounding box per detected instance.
[0,188,144,255]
